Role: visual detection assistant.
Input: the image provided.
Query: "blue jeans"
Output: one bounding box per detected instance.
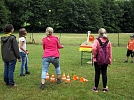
[4,60,17,85]
[41,57,61,79]
[20,52,29,75]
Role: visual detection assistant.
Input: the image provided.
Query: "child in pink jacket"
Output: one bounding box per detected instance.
[92,28,112,92]
[40,27,64,90]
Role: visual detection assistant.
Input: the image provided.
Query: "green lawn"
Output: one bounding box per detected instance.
[0,33,134,100]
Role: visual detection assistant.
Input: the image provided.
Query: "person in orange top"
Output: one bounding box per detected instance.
[124,34,134,63]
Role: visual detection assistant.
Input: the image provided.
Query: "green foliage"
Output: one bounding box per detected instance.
[123,1,134,32]
[86,1,104,32]
[1,0,134,33]
[131,0,134,32]
[27,0,48,30]
[0,0,9,29]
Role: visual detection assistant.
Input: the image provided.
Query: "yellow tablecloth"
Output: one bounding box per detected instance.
[79,47,92,52]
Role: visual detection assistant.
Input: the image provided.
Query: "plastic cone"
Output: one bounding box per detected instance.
[62,73,66,81]
[66,74,70,82]
[73,75,79,81]
[80,77,88,82]
[46,72,49,80]
[50,74,55,82]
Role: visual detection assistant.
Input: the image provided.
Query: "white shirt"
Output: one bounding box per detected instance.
[19,37,26,52]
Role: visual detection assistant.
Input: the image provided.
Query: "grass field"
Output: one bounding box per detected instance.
[0,33,134,100]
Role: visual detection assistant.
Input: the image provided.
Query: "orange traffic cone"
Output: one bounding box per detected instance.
[73,75,79,81]
[62,73,66,81]
[66,74,70,82]
[50,74,55,82]
[80,77,88,82]
[46,72,49,80]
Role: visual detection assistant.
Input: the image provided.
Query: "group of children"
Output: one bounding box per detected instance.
[1,24,30,87]
[124,34,134,63]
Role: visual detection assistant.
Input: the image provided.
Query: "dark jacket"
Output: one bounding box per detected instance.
[1,34,20,62]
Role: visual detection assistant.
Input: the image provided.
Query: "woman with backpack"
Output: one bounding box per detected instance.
[92,28,112,92]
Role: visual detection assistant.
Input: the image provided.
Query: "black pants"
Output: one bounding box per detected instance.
[126,49,133,57]
[94,62,108,88]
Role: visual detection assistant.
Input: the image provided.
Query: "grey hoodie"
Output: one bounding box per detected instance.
[1,34,20,62]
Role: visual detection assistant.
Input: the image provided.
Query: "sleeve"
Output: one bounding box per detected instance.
[109,41,112,64]
[56,37,63,49]
[42,38,45,50]
[127,41,129,49]
[133,41,134,51]
[92,39,99,59]
[12,36,21,59]
[20,37,25,42]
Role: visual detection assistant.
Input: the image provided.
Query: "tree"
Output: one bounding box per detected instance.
[130,0,134,32]
[118,0,134,32]
[100,0,121,32]
[27,0,49,31]
[0,0,9,30]
[86,0,104,32]
[4,0,32,29]
[2,0,134,33]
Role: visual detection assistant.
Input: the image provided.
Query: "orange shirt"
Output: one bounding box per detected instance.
[127,39,134,50]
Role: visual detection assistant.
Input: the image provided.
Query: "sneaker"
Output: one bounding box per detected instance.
[10,84,18,87]
[130,61,133,63]
[6,83,9,85]
[92,87,98,92]
[57,78,62,84]
[124,60,128,63]
[26,71,30,74]
[20,74,25,77]
[103,88,108,92]
[40,84,45,90]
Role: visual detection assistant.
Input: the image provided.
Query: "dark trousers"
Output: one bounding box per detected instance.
[94,62,108,88]
[4,60,17,85]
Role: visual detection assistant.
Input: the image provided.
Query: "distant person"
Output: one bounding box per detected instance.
[40,27,64,90]
[124,34,134,63]
[19,28,30,76]
[1,24,21,87]
[92,28,112,92]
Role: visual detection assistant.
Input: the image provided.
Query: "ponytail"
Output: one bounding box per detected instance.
[98,28,108,39]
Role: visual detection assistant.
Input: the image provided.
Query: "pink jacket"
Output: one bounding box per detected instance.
[92,37,112,64]
[42,35,63,58]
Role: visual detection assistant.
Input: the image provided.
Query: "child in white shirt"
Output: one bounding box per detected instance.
[19,28,30,76]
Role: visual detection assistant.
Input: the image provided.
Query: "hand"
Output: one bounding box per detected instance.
[18,58,21,62]
[26,50,29,55]
[62,45,64,48]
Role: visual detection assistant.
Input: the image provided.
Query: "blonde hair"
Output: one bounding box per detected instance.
[46,27,54,36]
[98,28,108,38]
[19,28,27,37]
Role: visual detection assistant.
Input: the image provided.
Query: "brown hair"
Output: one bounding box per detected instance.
[19,28,27,37]
[3,24,14,33]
